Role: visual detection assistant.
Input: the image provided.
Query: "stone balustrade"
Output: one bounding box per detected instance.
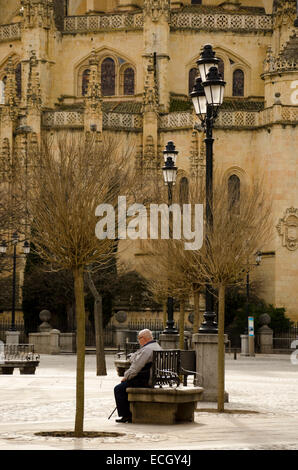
[41,105,297,131]
[159,112,194,130]
[263,57,297,75]
[42,110,84,128]
[0,13,272,42]
[63,11,272,34]
[103,112,143,130]
[170,11,272,32]
[64,13,143,33]
[0,23,21,43]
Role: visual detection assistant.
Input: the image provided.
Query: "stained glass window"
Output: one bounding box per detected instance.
[189,68,198,94]
[15,63,22,99]
[101,58,116,96]
[218,58,224,80]
[233,69,244,96]
[179,177,189,205]
[81,69,90,96]
[123,67,135,95]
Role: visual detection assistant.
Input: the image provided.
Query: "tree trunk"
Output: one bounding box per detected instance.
[193,288,201,333]
[217,284,225,413]
[85,270,107,376]
[179,299,185,350]
[73,267,85,437]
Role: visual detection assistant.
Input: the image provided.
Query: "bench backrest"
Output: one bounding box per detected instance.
[4,344,39,362]
[152,350,181,388]
[152,349,197,388]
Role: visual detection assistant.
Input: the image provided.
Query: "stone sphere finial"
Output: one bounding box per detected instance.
[39,309,52,332]
[259,313,271,326]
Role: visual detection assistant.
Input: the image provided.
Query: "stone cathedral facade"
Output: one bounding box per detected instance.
[0,0,297,322]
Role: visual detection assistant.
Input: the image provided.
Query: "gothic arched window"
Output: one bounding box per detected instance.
[15,63,22,99]
[123,67,135,95]
[228,174,240,210]
[82,69,90,96]
[179,177,189,205]
[101,58,116,96]
[233,69,244,96]
[218,58,224,80]
[189,68,197,94]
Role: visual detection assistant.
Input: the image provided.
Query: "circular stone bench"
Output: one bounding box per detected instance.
[127,386,204,424]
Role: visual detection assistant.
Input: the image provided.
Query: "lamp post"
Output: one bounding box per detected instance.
[162,141,178,334]
[245,251,262,356]
[0,233,30,331]
[190,44,226,334]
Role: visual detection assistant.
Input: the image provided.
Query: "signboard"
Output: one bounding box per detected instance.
[248,316,254,337]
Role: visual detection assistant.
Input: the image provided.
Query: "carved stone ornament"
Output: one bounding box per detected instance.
[277,207,298,251]
[115,310,127,323]
[143,0,170,22]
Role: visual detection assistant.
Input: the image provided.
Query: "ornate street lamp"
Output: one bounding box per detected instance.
[162,141,178,334]
[196,44,220,83]
[245,251,262,356]
[190,77,207,122]
[190,44,226,334]
[162,141,178,203]
[0,233,30,331]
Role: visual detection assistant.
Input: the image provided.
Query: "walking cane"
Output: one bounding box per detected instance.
[108,406,117,420]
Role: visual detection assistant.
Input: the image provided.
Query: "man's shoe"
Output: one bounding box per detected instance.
[115,416,132,423]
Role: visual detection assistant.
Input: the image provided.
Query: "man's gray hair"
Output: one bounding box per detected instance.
[138,329,153,339]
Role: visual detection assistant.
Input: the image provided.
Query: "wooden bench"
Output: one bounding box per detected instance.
[127,349,203,424]
[0,344,40,375]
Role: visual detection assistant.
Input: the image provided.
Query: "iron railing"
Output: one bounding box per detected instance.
[273,323,298,351]
[0,321,27,343]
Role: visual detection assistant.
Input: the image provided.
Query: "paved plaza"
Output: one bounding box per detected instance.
[0,352,297,451]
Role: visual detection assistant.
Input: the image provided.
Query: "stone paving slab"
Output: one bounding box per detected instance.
[0,353,297,450]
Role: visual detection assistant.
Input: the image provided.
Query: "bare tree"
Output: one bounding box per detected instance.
[24,131,136,436]
[141,174,272,411]
[181,175,273,411]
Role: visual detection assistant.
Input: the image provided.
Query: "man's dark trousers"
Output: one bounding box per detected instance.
[114,381,132,418]
[114,365,151,418]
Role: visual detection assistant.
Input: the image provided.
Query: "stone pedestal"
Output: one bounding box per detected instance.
[159,333,179,350]
[241,334,249,356]
[5,331,20,345]
[49,329,60,355]
[257,325,273,353]
[257,313,273,354]
[59,333,76,353]
[192,333,229,403]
